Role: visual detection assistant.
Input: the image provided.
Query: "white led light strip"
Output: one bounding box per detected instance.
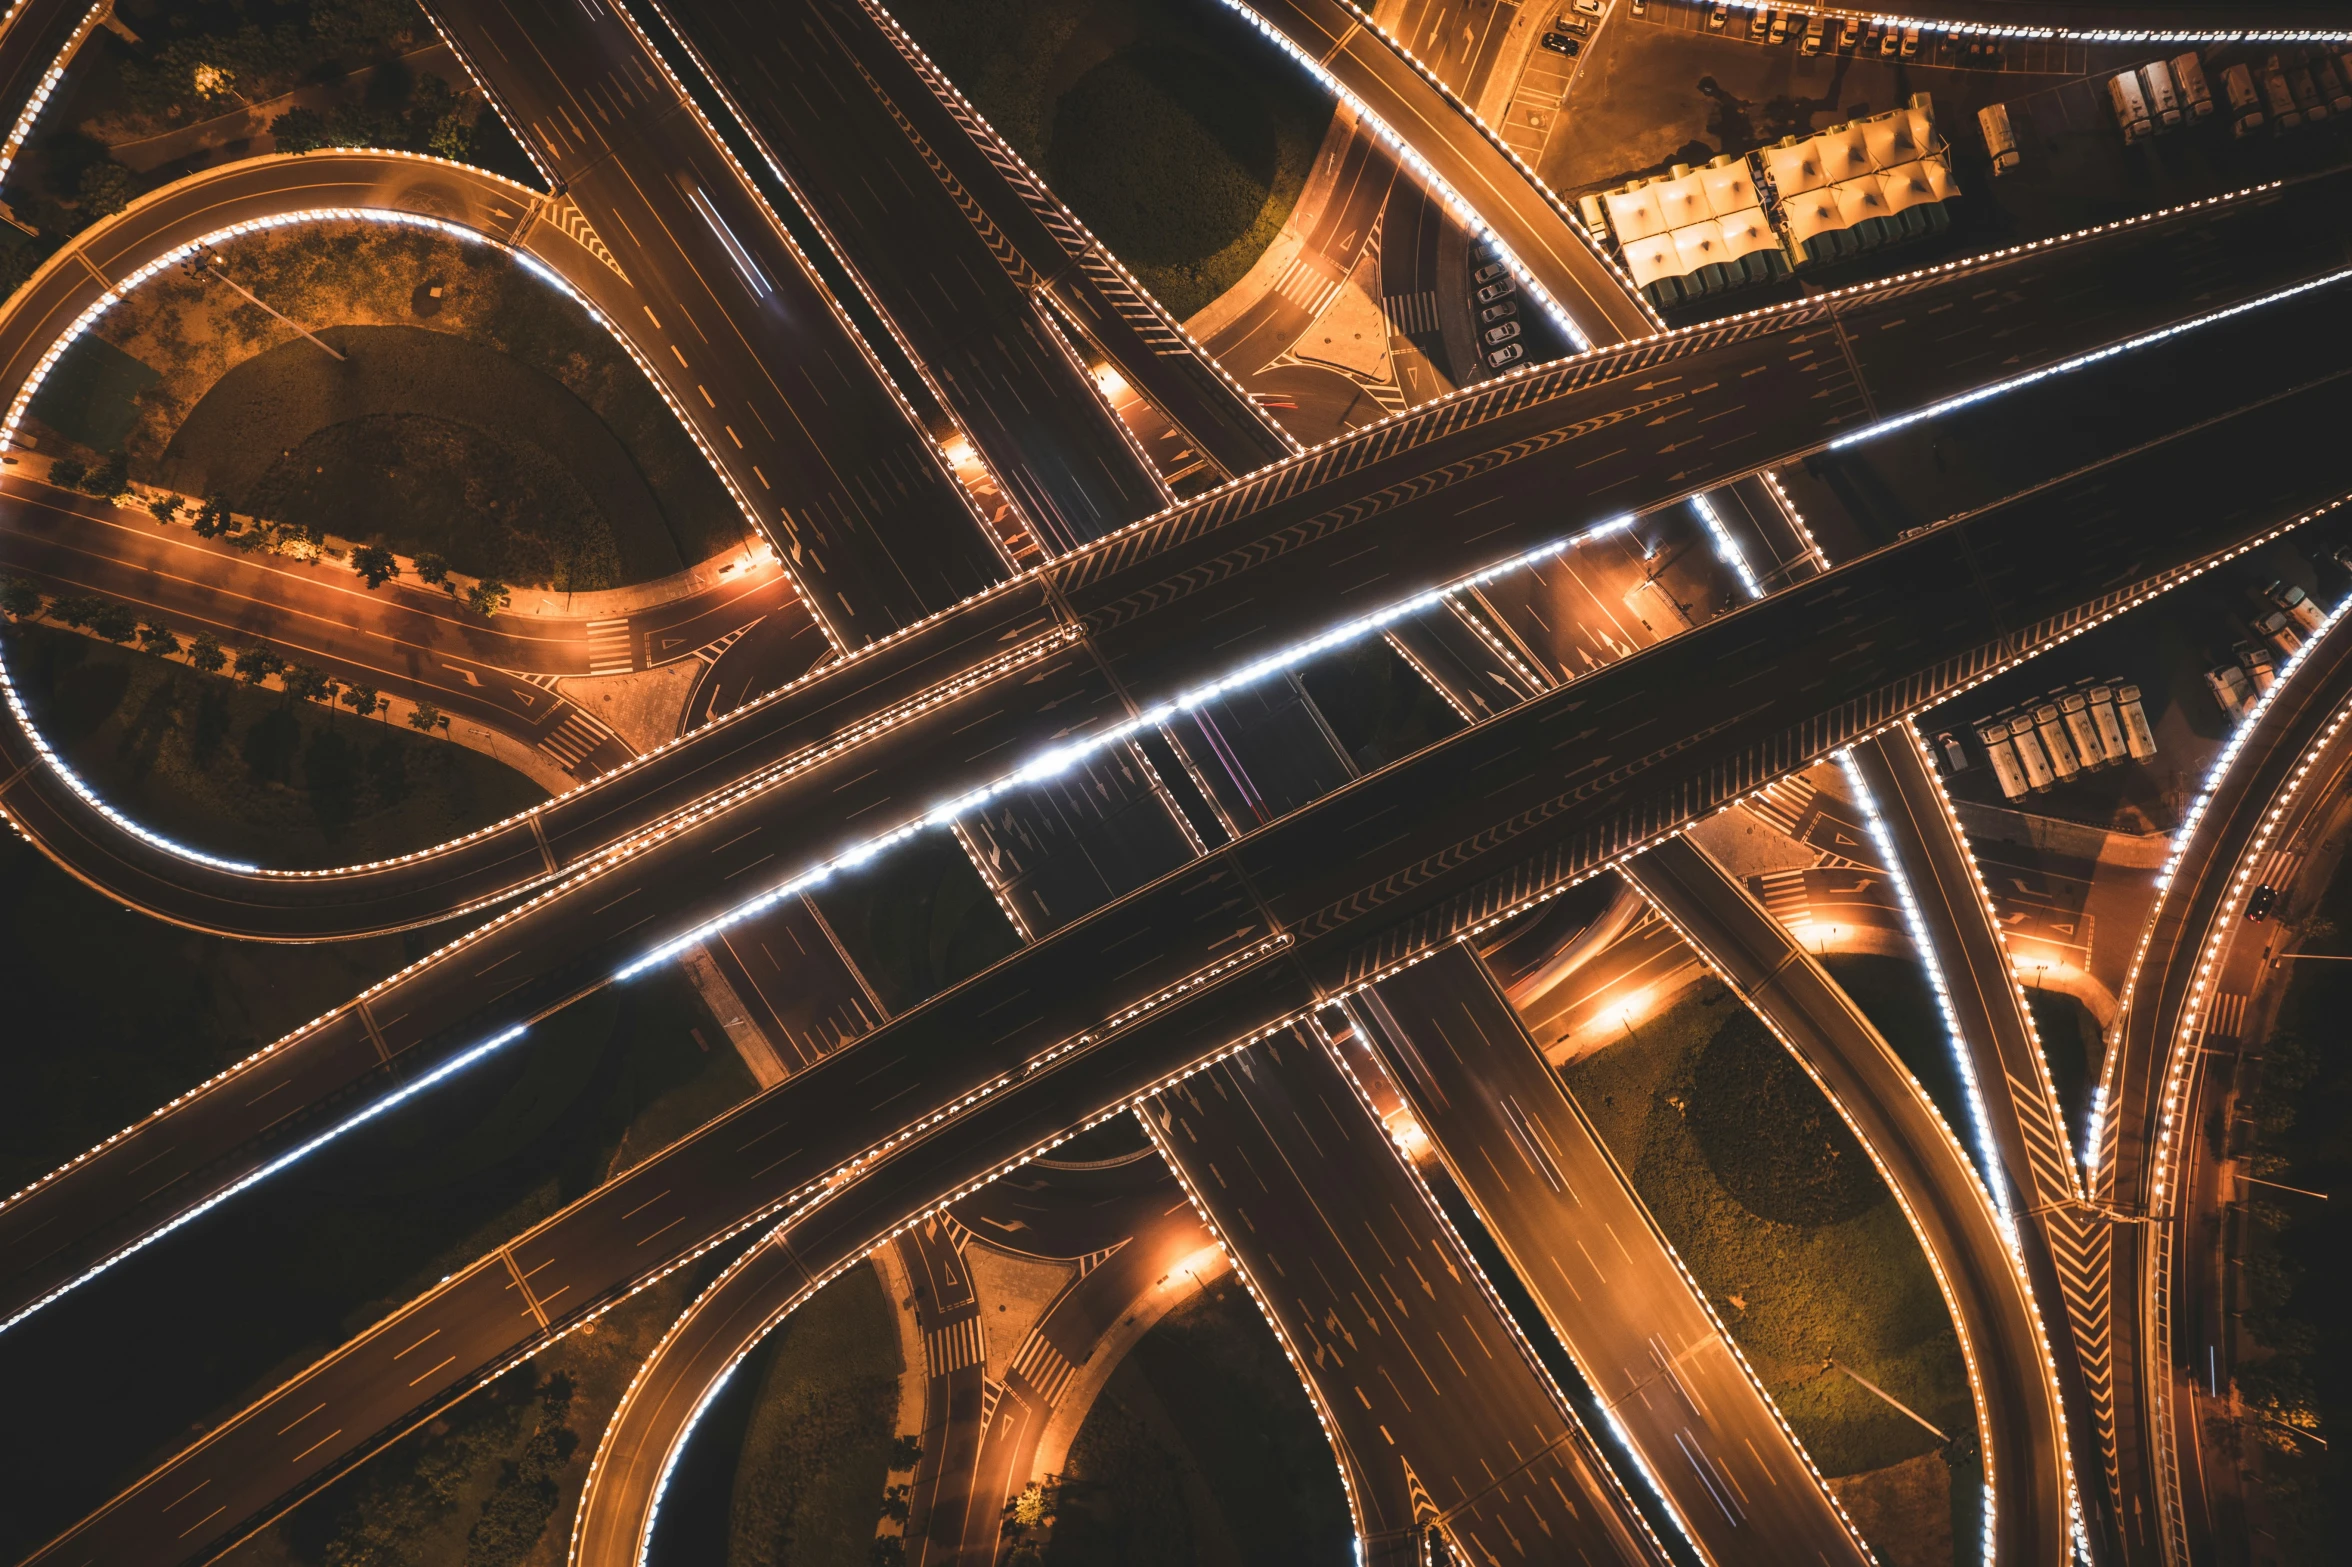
[1829,268,2352,451]
[610,517,1636,980]
[0,1025,528,1336]
[2092,585,2352,1175]
[1209,0,1603,350]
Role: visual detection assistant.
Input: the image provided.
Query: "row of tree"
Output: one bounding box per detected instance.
[0,575,453,735]
[48,460,515,616]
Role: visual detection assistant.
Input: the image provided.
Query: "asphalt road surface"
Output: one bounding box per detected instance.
[3,162,2342,941]
[25,370,2350,1563]
[427,0,1011,642]
[2092,605,2352,1565]
[1148,1028,1662,1567]
[1626,836,2072,1567]
[1364,945,1874,1565]
[655,0,1176,551]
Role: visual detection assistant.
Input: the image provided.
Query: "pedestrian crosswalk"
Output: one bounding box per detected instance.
[1383,289,1439,337]
[1756,868,1811,932]
[1744,776,1816,839]
[585,617,633,676]
[926,1312,986,1375]
[1273,255,1342,317]
[537,711,610,771]
[1008,1331,1076,1406]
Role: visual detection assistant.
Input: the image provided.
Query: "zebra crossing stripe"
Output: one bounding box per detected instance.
[1009,1332,1076,1405]
[537,714,606,769]
[925,1313,985,1375]
[585,618,634,676]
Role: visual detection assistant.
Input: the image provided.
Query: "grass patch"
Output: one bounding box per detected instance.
[247,1251,740,1567]
[1046,1282,1352,1565]
[2022,985,2099,1141]
[60,220,741,577]
[3,619,546,868]
[720,1263,904,1567]
[884,0,1332,318]
[1565,978,1972,1481]
[0,834,413,1194]
[809,833,1022,1015]
[0,969,756,1564]
[1820,952,1974,1147]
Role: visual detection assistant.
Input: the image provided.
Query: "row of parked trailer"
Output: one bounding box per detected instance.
[2110,49,2352,144]
[2206,581,2330,717]
[1956,680,2157,801]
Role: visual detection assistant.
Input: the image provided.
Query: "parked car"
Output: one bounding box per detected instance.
[1476,278,1516,304]
[1572,0,1604,15]
[1901,27,1919,57]
[1840,18,1861,49]
[1541,31,1578,54]
[1879,26,1898,57]
[1484,321,1522,345]
[1770,11,1791,46]
[1800,15,1825,55]
[1479,300,1519,323]
[1473,261,1510,285]
[1708,5,1728,34]
[1749,8,1770,38]
[1487,342,1525,367]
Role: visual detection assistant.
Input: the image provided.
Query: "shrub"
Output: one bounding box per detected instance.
[0,575,41,619]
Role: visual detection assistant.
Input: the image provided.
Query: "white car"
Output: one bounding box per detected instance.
[1488,342,1526,367]
[1472,260,1510,285]
[1479,300,1518,323]
[1475,278,1516,304]
[1483,321,1522,345]
[1573,0,1605,15]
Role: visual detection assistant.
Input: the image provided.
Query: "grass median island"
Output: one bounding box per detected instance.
[2,618,547,868]
[1045,1282,1353,1566]
[1564,978,1972,1547]
[719,1264,905,1567]
[33,220,742,589]
[885,0,1332,319]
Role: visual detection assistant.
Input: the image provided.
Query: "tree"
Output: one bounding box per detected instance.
[90,602,140,643]
[81,452,129,500]
[340,683,383,721]
[407,701,450,734]
[47,456,85,492]
[427,109,472,161]
[50,593,105,628]
[350,544,400,589]
[889,1434,924,1471]
[77,162,136,219]
[187,631,227,674]
[146,494,182,526]
[0,575,41,620]
[270,106,332,155]
[412,552,451,589]
[233,644,285,686]
[281,664,337,707]
[191,496,234,539]
[137,622,182,659]
[467,579,511,618]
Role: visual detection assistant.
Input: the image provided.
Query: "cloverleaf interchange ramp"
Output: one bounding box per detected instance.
[0,155,2340,944]
[29,357,2352,1565]
[4,174,2344,1357]
[2,4,2349,1559]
